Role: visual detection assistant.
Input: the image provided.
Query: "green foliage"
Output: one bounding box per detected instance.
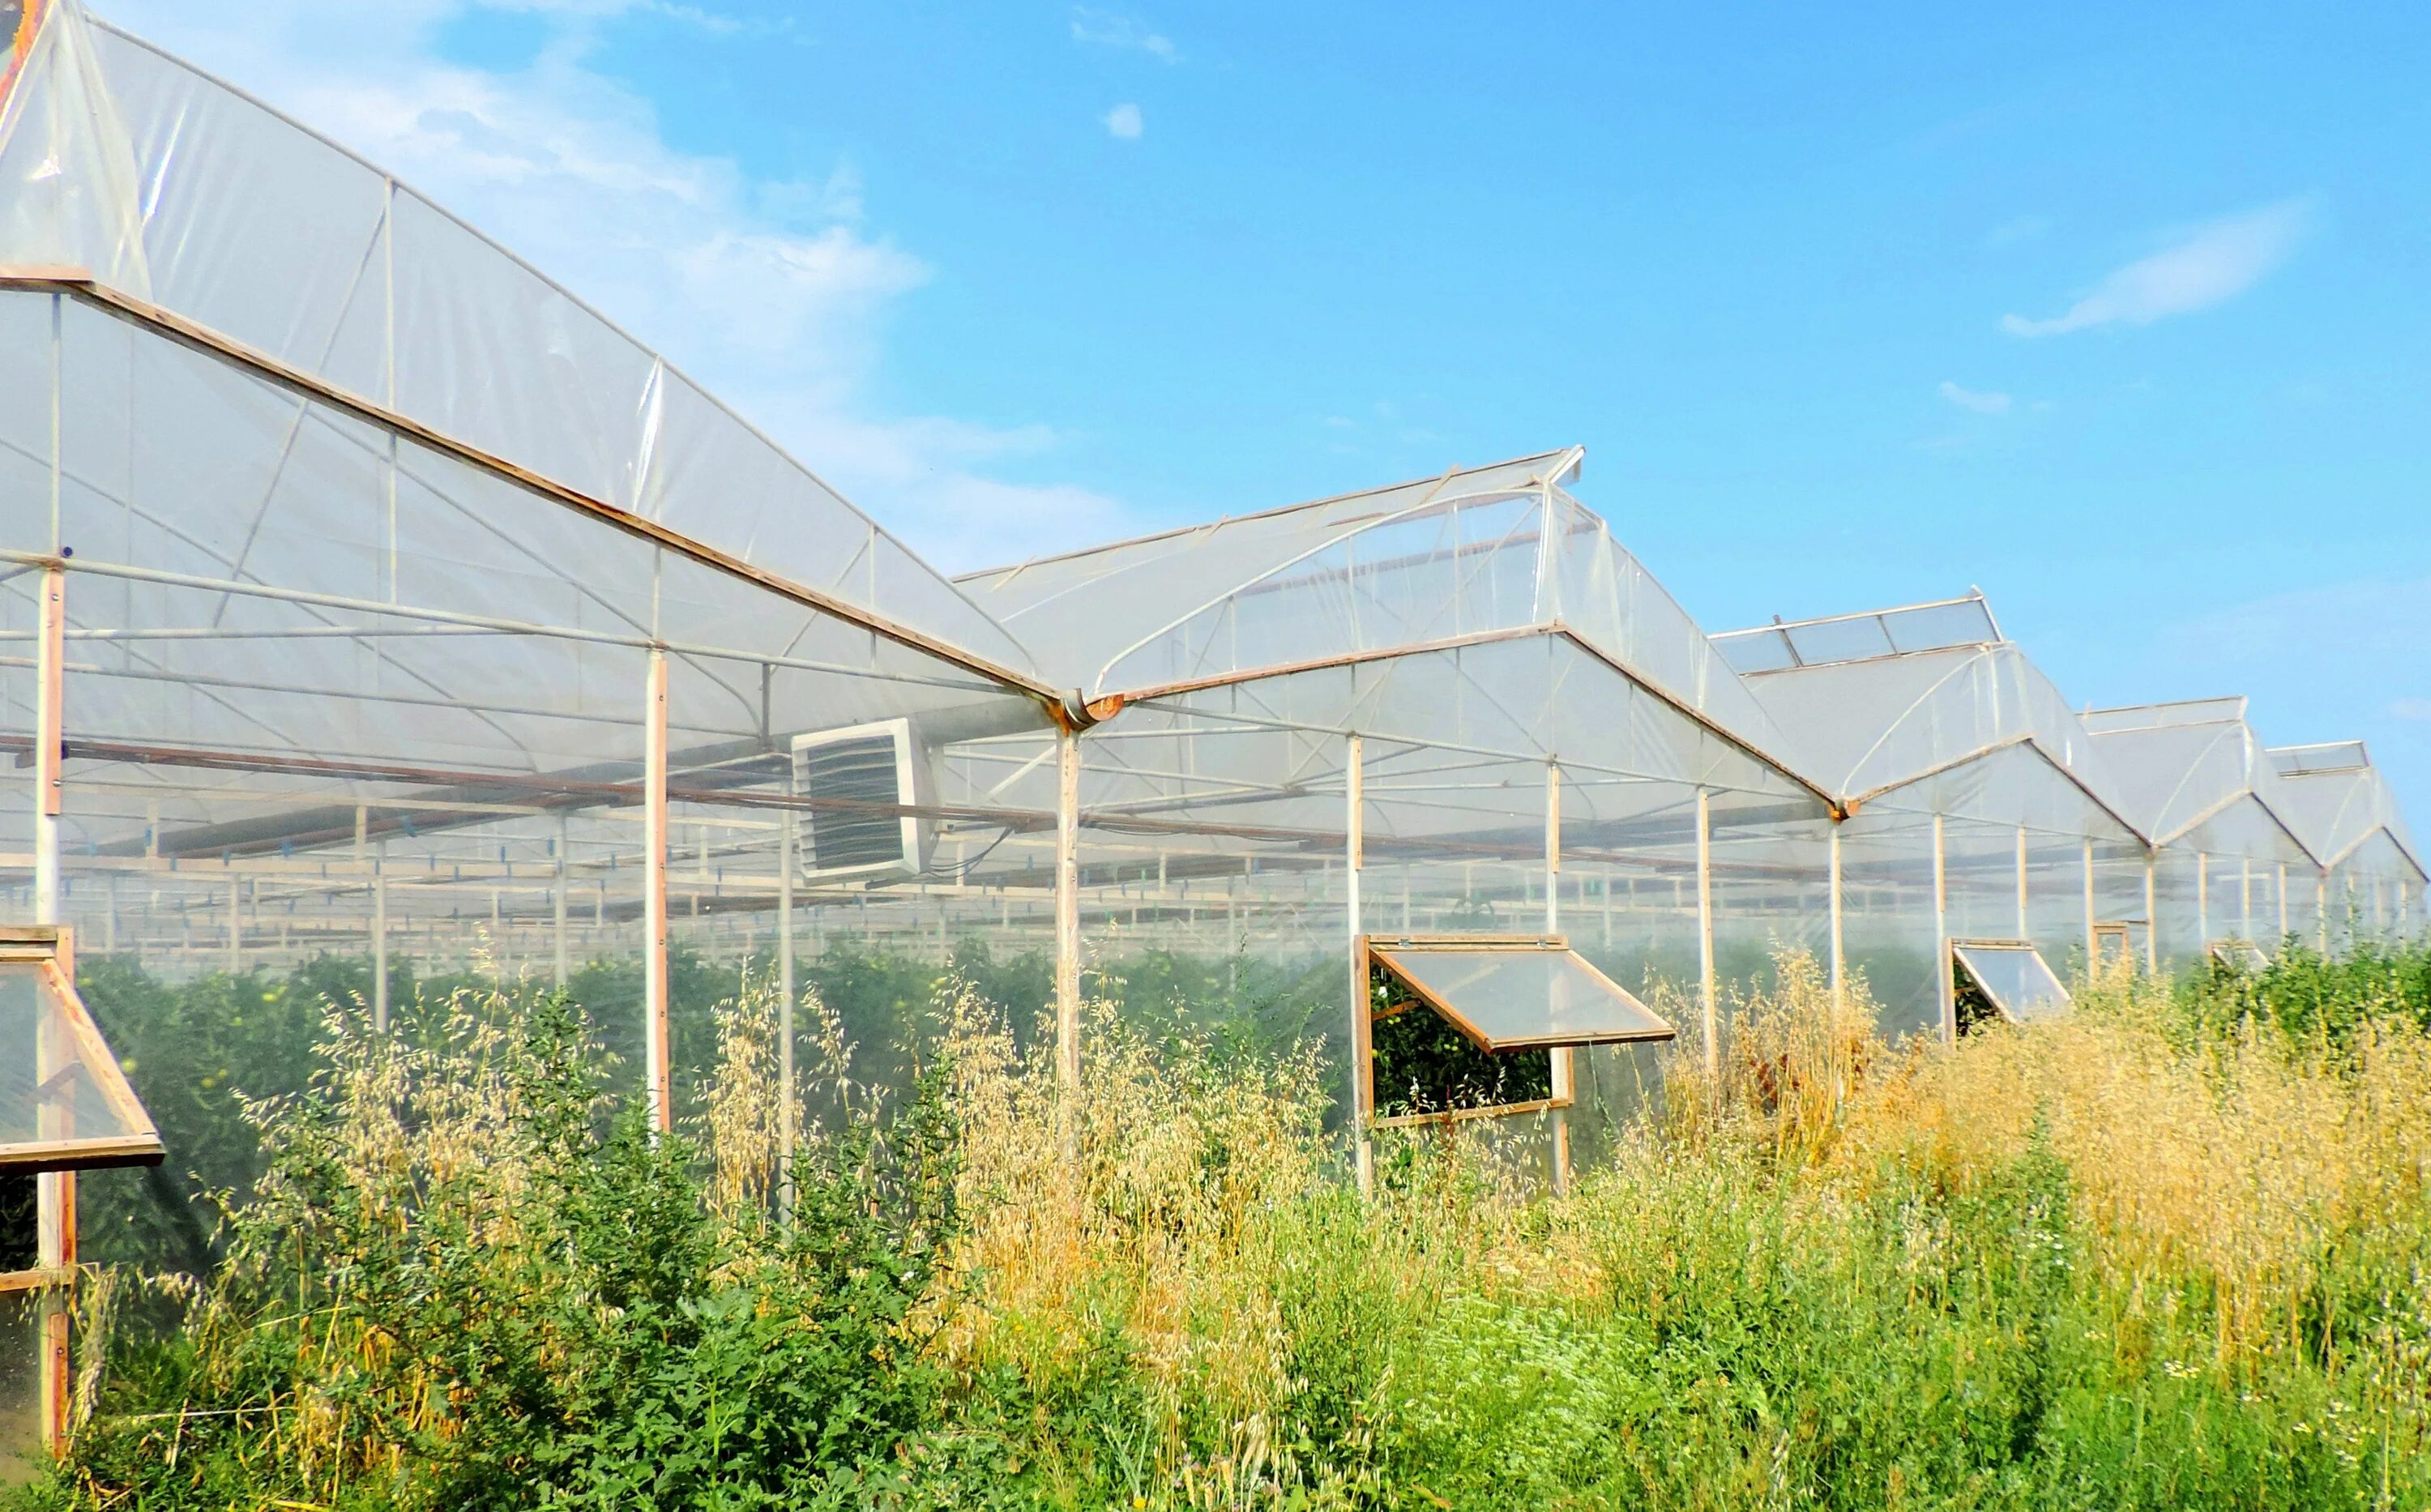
[19,942,2431,1510]
[1366,966,1550,1117]
[2173,933,2431,1049]
[23,985,965,1511]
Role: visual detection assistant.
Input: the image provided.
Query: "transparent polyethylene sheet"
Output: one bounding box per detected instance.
[1738,643,2133,826]
[0,960,157,1159]
[0,2,1037,678]
[1711,596,1999,675]
[2086,711,2317,860]
[957,454,1799,775]
[0,288,1048,871]
[1952,943,2070,1024]
[1372,946,1673,1051]
[2265,760,2425,882]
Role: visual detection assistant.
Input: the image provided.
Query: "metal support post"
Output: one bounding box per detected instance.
[2014,823,2028,942]
[372,840,390,1031]
[2080,836,2096,968]
[1696,787,1717,1078]
[1827,824,1845,1007]
[1545,762,1570,1194]
[2143,856,2158,974]
[1347,734,1372,1196]
[553,814,570,987]
[1934,814,1952,1044]
[1055,724,1082,1097]
[33,565,63,925]
[31,564,70,1455]
[644,648,671,1134]
[777,787,797,1220]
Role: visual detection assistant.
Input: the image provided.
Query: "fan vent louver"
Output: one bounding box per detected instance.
[792,720,927,882]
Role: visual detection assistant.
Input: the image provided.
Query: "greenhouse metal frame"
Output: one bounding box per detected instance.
[0,0,2425,1465]
[2083,697,2327,963]
[1712,595,2151,1040]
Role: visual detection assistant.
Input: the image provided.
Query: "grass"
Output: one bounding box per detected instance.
[15,936,2431,1508]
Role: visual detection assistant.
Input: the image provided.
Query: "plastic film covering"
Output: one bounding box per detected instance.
[1713,602,2151,1034]
[959,451,1799,772]
[0,2,1039,681]
[0,275,1051,1002]
[1728,634,2134,830]
[2263,745,2428,938]
[2081,699,2322,963]
[2083,699,2315,855]
[1713,594,2001,677]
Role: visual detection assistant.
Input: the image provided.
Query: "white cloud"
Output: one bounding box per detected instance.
[1103,102,1143,139]
[1070,7,1177,62]
[88,0,1126,564]
[2002,198,2314,338]
[1937,380,2012,415]
[1987,214,2050,247]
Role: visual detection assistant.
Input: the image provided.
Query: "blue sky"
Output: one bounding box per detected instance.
[97,0,2431,807]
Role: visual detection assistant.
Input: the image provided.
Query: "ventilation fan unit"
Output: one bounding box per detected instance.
[791,719,932,882]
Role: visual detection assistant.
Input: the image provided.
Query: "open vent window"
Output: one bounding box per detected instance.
[2091,921,2134,972]
[1361,935,1673,1126]
[790,719,935,884]
[0,934,162,1177]
[2207,938,2271,972]
[1950,940,2070,1031]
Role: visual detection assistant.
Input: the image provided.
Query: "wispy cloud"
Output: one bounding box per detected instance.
[1937,380,2012,415]
[1987,214,2050,248]
[2002,198,2314,338]
[1070,6,1177,62]
[89,0,1127,565]
[1102,101,1143,139]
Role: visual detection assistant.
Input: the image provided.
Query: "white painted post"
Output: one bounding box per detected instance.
[2014,823,2028,943]
[1827,824,1845,1006]
[1697,787,1717,1077]
[644,648,671,1134]
[2143,857,2158,974]
[778,782,797,1221]
[1055,725,1082,1096]
[372,840,390,1031]
[553,814,570,988]
[1545,762,1570,1194]
[2080,836,2096,968]
[1934,814,1952,1044]
[32,566,62,927]
[1347,734,1372,1197]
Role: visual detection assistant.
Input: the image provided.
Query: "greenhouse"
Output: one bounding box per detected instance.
[0,0,2425,1481]
[955,448,1843,1180]
[2082,697,2326,964]
[0,0,1079,1454]
[1711,595,2147,1038]
[2263,741,2426,941]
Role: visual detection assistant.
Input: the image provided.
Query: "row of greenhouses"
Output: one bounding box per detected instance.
[0,0,2422,1456]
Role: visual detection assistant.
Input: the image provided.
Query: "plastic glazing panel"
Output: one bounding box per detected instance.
[1372,946,1674,1050]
